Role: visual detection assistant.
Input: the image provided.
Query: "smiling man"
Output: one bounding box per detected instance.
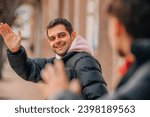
[47,24,74,57]
[0,18,108,100]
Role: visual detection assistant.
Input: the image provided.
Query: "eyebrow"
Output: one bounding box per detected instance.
[48,32,66,38]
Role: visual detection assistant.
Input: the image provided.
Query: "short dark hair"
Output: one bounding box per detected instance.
[107,0,150,39]
[47,18,73,36]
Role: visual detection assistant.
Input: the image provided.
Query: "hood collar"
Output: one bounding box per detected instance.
[56,35,94,59]
[68,35,94,56]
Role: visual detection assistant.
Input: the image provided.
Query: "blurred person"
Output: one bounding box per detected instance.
[104,0,150,99]
[0,18,108,100]
[106,0,150,91]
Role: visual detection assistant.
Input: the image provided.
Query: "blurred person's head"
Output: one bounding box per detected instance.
[46,18,76,57]
[106,0,150,57]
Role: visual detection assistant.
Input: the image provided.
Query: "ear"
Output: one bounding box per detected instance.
[115,19,125,38]
[71,31,76,39]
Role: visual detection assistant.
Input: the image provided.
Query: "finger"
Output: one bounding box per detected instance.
[3,24,11,34]
[0,23,13,38]
[45,63,56,79]
[54,60,68,83]
[69,79,81,94]
[1,23,11,37]
[40,68,50,84]
[41,64,56,83]
[0,23,3,34]
[5,23,13,33]
[18,30,21,38]
[0,23,3,29]
[3,24,9,34]
[55,60,69,90]
[54,60,67,79]
[0,24,4,37]
[0,25,7,37]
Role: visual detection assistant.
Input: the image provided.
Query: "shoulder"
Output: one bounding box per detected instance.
[63,52,99,65]
[111,61,150,100]
[64,52,101,71]
[134,61,150,80]
[123,60,150,88]
[65,52,97,62]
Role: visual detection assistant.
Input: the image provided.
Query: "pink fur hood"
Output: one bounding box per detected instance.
[56,36,94,59]
[68,36,94,56]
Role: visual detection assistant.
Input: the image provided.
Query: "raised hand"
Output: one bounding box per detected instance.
[39,60,69,98]
[39,60,81,99]
[0,23,22,53]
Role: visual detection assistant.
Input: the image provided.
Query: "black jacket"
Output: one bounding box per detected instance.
[105,39,150,99]
[7,46,108,100]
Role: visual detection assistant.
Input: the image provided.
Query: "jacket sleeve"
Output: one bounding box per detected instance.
[75,56,108,100]
[7,46,48,82]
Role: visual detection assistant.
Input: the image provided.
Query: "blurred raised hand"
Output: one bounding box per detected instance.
[39,60,81,99]
[39,60,69,98]
[0,23,21,53]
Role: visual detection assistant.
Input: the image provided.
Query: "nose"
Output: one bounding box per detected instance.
[55,36,61,44]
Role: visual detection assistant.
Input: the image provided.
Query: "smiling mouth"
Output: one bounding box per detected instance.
[56,44,65,49]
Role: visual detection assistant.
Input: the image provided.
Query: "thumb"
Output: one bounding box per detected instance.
[18,30,21,38]
[69,79,81,94]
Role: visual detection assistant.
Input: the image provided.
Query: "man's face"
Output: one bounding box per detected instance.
[47,24,74,56]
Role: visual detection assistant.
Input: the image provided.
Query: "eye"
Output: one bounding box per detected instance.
[49,36,55,41]
[58,33,66,38]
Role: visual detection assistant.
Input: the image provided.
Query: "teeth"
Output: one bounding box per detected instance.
[57,46,63,48]
[56,44,65,48]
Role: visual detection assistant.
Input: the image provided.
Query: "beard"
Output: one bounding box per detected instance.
[54,48,67,57]
[54,44,69,57]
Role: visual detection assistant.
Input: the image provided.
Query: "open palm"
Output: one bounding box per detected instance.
[0,23,21,53]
